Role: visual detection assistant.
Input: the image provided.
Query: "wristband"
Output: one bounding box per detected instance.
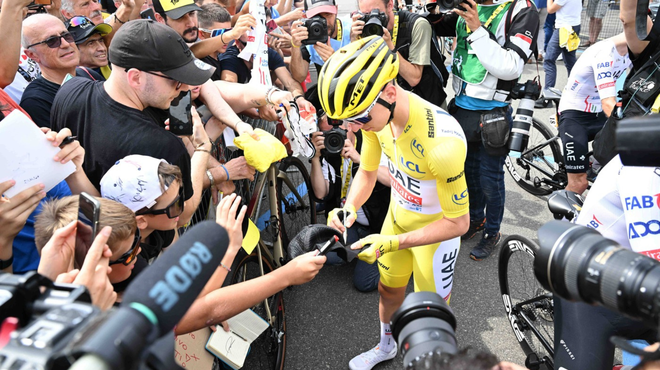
[206,169,215,185]
[233,119,243,130]
[293,94,304,101]
[220,262,231,272]
[266,86,280,105]
[221,32,227,45]
[114,13,126,24]
[220,164,230,181]
[291,40,300,48]
[195,148,211,154]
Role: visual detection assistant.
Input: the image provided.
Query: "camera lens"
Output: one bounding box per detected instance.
[391,292,457,369]
[507,98,535,152]
[437,0,464,11]
[535,221,660,326]
[362,21,384,37]
[324,133,344,155]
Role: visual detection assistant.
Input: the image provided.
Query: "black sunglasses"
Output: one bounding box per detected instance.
[142,70,184,90]
[135,186,185,219]
[109,228,141,266]
[26,32,75,49]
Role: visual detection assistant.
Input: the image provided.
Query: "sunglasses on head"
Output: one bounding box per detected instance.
[68,16,93,28]
[109,227,141,266]
[344,91,383,125]
[199,27,232,38]
[26,32,75,49]
[135,185,185,219]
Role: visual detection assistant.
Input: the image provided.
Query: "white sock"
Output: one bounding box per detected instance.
[378,321,394,352]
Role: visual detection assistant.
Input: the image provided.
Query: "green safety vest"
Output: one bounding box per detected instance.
[452,2,513,85]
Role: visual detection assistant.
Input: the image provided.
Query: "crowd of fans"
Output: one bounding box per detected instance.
[0,0,658,367]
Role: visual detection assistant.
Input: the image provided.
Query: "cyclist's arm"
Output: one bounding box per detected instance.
[601,97,615,117]
[468,4,538,80]
[398,138,470,248]
[592,51,618,117]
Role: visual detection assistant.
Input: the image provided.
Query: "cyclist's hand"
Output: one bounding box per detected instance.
[352,234,399,264]
[215,193,247,255]
[283,251,325,285]
[224,157,256,181]
[327,204,357,232]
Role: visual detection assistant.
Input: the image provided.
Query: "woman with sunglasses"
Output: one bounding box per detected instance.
[320,36,470,370]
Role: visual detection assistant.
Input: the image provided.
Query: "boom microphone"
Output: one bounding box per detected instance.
[72,221,229,370]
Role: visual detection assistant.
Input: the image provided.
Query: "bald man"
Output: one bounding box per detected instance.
[19,14,102,127]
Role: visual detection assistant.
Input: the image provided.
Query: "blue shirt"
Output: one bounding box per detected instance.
[304,16,352,67]
[13,180,72,273]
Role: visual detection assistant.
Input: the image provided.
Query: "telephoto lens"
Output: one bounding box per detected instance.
[535,220,660,326]
[507,97,535,152]
[391,292,457,369]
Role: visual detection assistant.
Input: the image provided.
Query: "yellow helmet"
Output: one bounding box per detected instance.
[318,36,399,120]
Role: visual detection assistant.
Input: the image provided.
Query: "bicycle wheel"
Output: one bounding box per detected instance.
[505,118,564,196]
[229,252,286,370]
[499,235,554,370]
[277,156,317,248]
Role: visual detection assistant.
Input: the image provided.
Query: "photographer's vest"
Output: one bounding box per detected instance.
[452,1,512,86]
[394,10,449,107]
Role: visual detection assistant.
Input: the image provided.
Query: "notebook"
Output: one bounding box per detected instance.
[205,309,270,369]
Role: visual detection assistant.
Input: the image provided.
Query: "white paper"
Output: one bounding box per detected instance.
[223,127,238,151]
[0,110,76,197]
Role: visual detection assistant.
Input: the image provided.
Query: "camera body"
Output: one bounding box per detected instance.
[359,9,388,37]
[507,80,542,152]
[301,16,328,45]
[321,126,347,156]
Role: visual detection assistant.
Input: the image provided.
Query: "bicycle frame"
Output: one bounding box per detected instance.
[513,294,555,360]
[516,136,565,190]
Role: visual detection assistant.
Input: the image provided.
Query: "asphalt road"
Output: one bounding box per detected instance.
[281,13,574,368]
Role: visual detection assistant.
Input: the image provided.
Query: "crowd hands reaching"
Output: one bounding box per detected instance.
[1,0,659,367]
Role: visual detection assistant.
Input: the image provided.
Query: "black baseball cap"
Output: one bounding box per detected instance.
[67,16,113,44]
[108,20,215,86]
[153,0,202,20]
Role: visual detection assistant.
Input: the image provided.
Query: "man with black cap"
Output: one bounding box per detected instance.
[152,0,203,42]
[66,16,113,80]
[20,14,104,128]
[50,20,215,225]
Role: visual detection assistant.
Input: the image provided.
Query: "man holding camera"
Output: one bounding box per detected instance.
[433,0,539,260]
[320,36,469,370]
[352,0,448,108]
[289,0,352,113]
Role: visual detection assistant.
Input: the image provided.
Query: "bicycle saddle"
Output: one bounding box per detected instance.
[541,87,562,103]
[287,225,360,262]
[547,190,584,221]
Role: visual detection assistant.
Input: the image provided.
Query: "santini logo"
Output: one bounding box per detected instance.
[148,242,213,312]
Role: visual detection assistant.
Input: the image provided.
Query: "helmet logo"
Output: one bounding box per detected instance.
[350,78,366,107]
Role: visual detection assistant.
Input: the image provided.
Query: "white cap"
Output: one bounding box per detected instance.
[100,155,167,212]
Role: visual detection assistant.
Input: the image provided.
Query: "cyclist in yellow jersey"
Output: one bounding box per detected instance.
[318,36,469,370]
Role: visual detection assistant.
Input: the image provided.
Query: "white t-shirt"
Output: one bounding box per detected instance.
[554,0,582,28]
[558,40,631,113]
[575,155,660,259]
[4,48,40,103]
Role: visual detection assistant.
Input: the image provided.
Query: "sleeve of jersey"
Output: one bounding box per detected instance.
[593,49,618,100]
[407,18,433,66]
[467,4,539,80]
[617,165,660,258]
[359,130,383,172]
[427,138,469,219]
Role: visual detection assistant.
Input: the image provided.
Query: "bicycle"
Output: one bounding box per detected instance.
[498,191,583,370]
[505,88,567,196]
[223,116,316,370]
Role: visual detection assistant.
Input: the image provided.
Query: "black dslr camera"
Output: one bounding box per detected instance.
[301,15,328,45]
[321,119,347,156]
[359,9,388,37]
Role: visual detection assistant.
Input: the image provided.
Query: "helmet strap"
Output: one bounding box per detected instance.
[377,98,396,124]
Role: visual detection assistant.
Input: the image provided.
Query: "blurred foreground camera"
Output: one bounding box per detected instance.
[535,221,660,326]
[391,292,457,369]
[507,80,542,152]
[616,115,660,167]
[301,16,328,45]
[359,9,388,37]
[321,120,347,156]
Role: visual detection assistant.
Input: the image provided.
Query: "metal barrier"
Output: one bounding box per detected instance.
[578,1,623,44]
